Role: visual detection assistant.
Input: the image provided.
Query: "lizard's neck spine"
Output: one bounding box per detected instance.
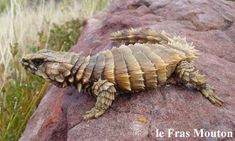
[72,52,106,92]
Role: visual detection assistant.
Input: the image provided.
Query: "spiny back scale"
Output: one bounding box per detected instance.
[133,44,168,85]
[94,44,195,92]
[111,47,131,91]
[92,52,105,81]
[82,54,98,84]
[103,50,115,83]
[128,45,158,89]
[147,44,185,77]
[117,45,145,91]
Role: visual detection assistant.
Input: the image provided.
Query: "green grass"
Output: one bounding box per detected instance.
[38,19,84,51]
[0,19,82,140]
[0,0,8,13]
[0,0,110,141]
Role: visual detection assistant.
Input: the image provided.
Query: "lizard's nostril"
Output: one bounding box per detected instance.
[21,58,26,63]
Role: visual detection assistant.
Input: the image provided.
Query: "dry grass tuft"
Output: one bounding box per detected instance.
[0,0,109,140]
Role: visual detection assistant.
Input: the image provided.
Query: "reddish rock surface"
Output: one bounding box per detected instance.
[20,0,235,141]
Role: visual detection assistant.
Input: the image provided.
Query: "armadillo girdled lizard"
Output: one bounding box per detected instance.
[21,28,224,120]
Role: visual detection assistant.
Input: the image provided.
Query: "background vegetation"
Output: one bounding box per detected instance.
[0,0,109,141]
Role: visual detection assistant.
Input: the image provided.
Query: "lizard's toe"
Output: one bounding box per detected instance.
[83,107,105,120]
[94,109,105,118]
[201,87,224,106]
[83,108,96,120]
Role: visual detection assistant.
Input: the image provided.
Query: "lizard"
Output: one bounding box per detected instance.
[21,28,224,120]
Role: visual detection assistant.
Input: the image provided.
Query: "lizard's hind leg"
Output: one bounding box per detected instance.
[83,79,116,120]
[175,60,224,106]
[110,28,169,45]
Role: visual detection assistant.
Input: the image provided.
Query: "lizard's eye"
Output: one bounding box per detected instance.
[32,59,44,66]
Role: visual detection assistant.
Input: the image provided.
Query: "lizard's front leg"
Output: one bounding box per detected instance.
[83,79,116,120]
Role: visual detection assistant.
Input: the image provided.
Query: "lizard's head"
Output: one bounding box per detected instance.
[21,49,79,87]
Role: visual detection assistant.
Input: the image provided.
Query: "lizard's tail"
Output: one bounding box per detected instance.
[110,28,169,45]
[110,28,199,61]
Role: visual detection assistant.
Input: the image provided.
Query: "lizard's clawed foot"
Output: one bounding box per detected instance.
[83,107,106,120]
[200,85,224,106]
[83,80,115,120]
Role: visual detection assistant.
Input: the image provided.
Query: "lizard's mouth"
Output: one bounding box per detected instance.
[21,58,50,81]
[21,58,38,73]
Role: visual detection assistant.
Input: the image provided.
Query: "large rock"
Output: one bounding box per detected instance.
[20,0,235,140]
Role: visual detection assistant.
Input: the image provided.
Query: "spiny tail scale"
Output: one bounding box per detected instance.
[110,28,169,45]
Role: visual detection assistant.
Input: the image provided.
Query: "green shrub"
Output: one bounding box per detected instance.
[38,19,83,51]
[0,0,8,13]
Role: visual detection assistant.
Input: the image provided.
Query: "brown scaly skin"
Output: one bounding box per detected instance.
[21,28,224,120]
